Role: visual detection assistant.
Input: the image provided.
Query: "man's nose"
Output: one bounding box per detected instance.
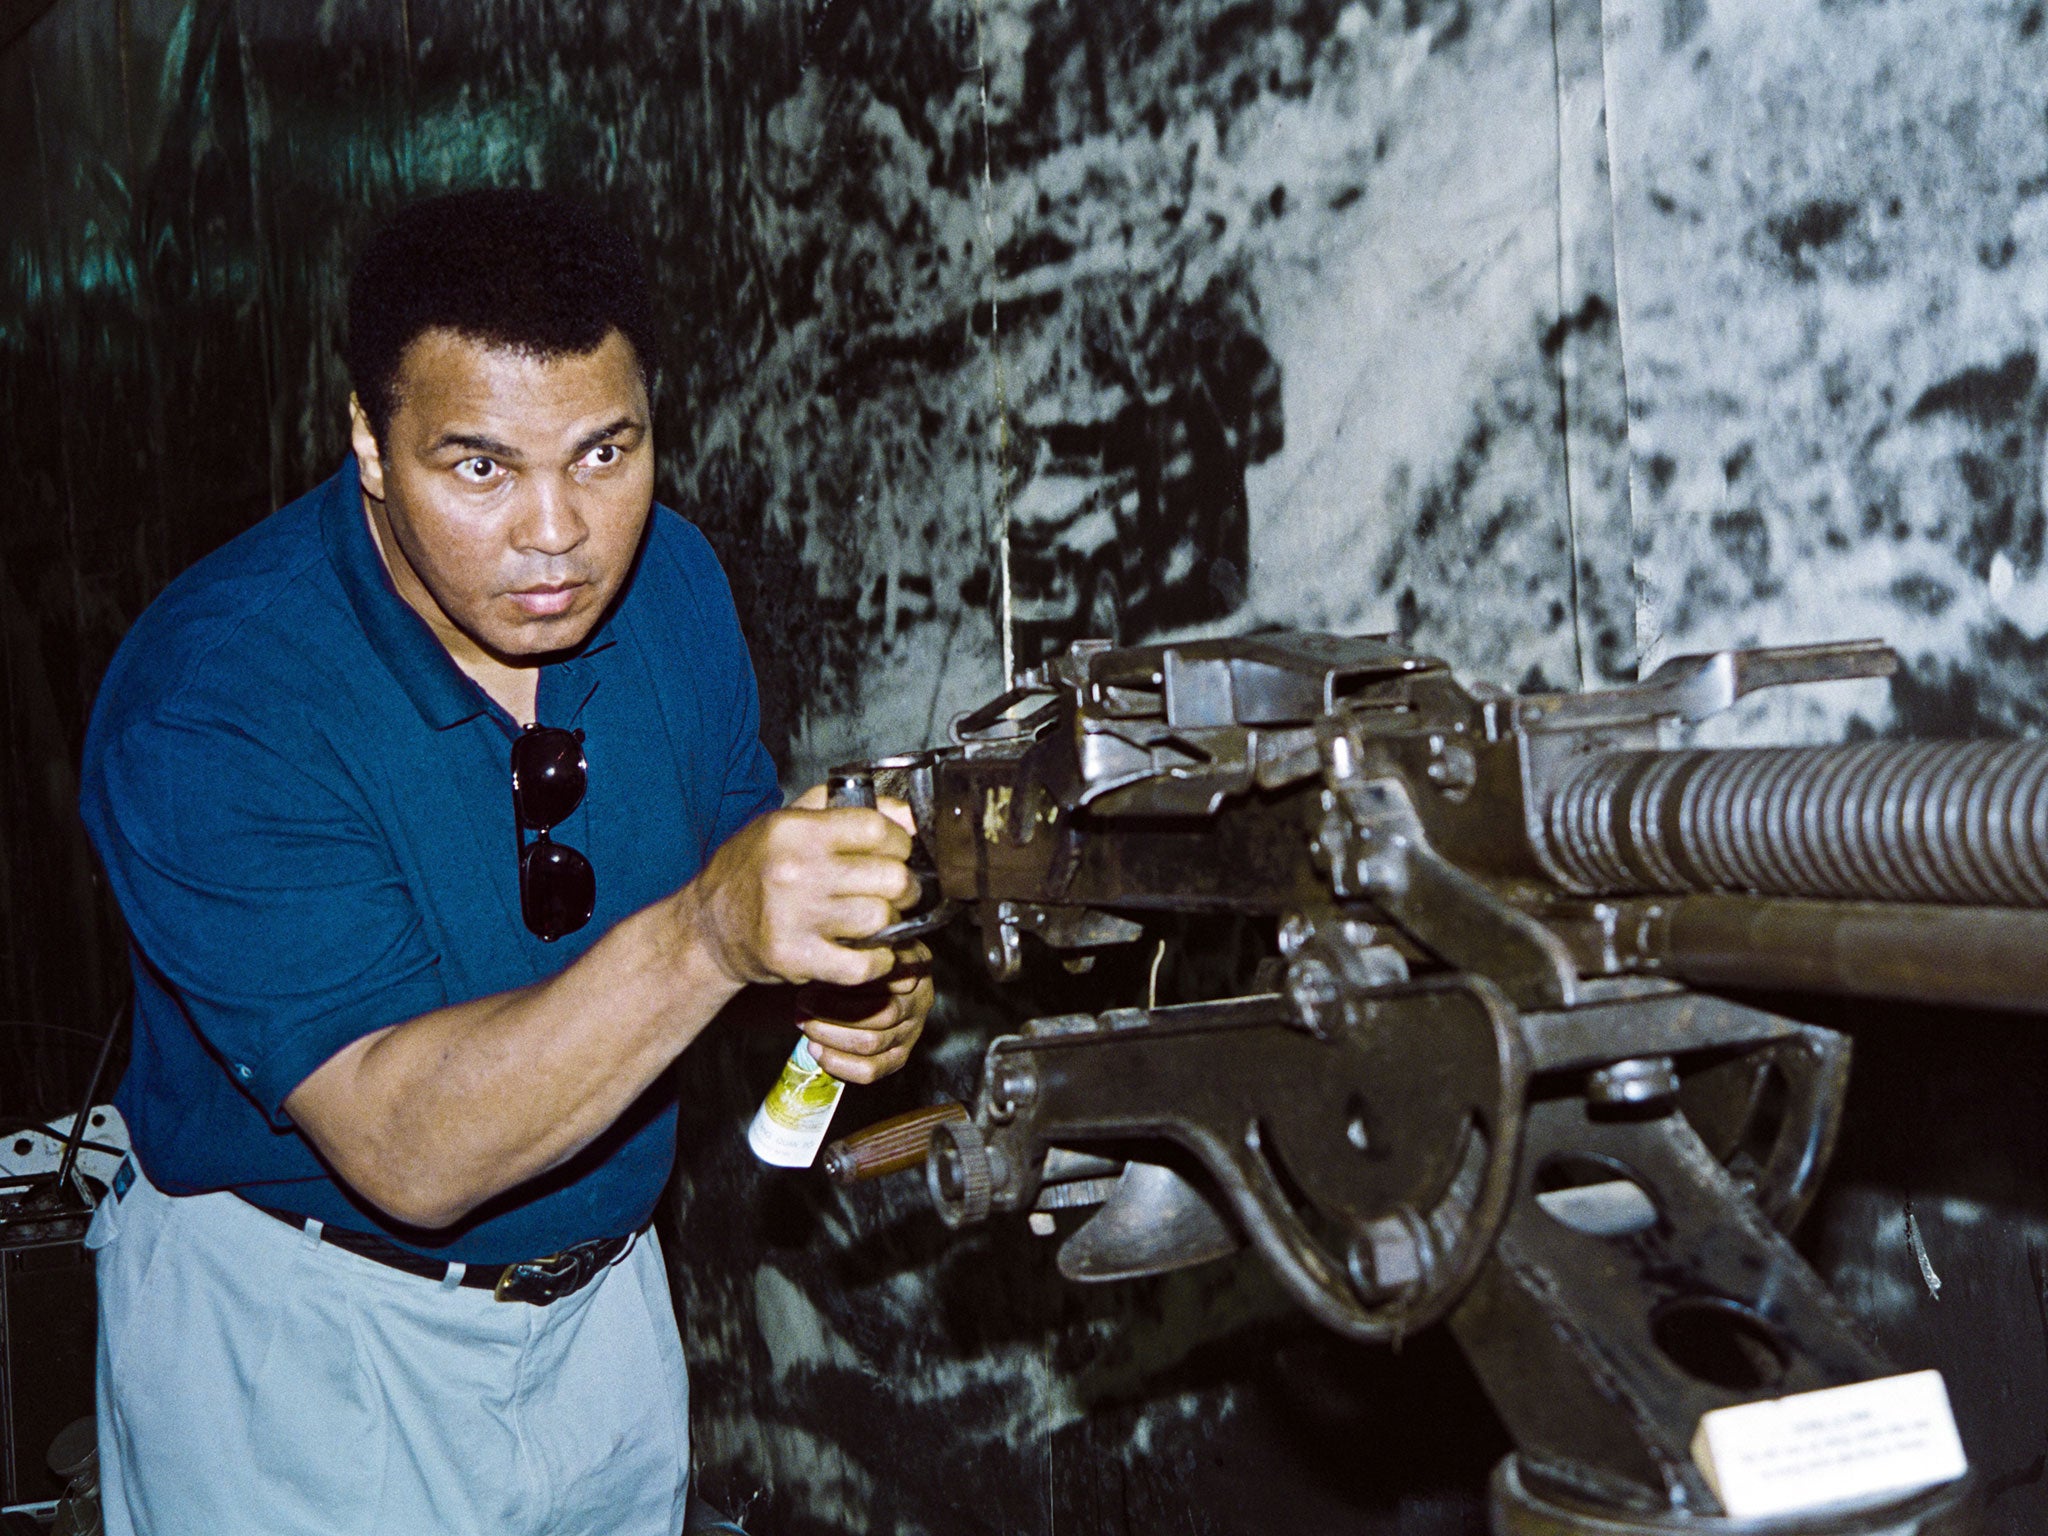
[515,477,589,556]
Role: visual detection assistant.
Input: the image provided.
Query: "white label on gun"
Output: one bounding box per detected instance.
[1690,1369,1967,1520]
[746,1037,846,1168]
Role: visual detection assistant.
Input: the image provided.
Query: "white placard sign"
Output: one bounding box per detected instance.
[1691,1370,1968,1521]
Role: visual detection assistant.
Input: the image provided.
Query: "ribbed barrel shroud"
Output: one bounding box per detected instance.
[1540,740,2048,907]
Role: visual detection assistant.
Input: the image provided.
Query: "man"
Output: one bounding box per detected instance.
[77,187,930,1534]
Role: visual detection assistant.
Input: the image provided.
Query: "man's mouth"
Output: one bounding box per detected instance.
[506,582,585,618]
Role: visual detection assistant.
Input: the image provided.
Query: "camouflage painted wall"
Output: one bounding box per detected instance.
[6,0,2048,1532]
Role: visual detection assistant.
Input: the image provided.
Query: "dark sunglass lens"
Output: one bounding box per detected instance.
[512,727,587,829]
[520,840,596,941]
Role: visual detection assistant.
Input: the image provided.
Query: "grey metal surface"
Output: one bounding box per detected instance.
[1054,1161,1241,1282]
[1542,742,2048,906]
[1655,899,2048,1014]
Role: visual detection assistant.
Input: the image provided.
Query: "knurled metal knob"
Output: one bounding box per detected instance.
[926,1117,995,1228]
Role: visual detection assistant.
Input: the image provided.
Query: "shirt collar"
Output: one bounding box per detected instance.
[320,456,623,732]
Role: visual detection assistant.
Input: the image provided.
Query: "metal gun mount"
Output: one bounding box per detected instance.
[830,633,2044,1535]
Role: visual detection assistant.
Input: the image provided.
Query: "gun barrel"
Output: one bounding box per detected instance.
[1653,895,2048,1013]
[1542,739,2048,907]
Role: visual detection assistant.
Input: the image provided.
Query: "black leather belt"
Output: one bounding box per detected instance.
[243,1199,633,1305]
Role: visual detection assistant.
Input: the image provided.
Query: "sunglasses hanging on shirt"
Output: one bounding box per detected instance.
[511,724,595,941]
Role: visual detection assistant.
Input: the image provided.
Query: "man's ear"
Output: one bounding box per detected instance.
[349,394,387,501]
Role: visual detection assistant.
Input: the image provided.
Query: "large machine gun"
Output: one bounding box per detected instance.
[826,633,2047,1535]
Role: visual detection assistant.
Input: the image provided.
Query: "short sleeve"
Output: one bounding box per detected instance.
[709,659,784,851]
[83,709,446,1124]
[659,514,784,850]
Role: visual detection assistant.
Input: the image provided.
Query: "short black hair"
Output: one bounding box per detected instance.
[344,188,657,443]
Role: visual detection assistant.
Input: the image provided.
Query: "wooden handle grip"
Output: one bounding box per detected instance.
[821,1102,968,1185]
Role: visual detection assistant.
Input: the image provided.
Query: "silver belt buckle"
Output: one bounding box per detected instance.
[492,1236,618,1304]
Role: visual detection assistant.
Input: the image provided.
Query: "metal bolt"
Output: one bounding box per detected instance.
[827,769,877,809]
[989,1059,1037,1122]
[1347,1214,1423,1296]
[1287,955,1344,1038]
[1425,741,1478,794]
[984,915,1022,982]
[1587,1056,1680,1110]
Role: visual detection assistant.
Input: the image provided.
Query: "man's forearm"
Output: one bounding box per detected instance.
[282,797,924,1232]
[284,894,740,1230]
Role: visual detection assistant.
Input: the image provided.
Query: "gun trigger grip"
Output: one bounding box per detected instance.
[843,900,962,950]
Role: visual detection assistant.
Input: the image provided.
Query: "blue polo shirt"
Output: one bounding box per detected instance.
[79,459,782,1263]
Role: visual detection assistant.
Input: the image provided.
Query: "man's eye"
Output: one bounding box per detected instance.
[455,457,499,483]
[584,444,620,468]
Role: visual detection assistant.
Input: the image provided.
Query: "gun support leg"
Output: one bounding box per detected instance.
[1451,1090,1976,1532]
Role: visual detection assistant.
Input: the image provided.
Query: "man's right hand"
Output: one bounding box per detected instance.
[289,786,924,1229]
[675,784,922,991]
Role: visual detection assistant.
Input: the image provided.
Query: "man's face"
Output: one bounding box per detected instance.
[351,327,654,668]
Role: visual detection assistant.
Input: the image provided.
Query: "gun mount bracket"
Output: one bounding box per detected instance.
[1314,746,1580,1010]
[1514,641,1897,734]
[943,977,1529,1341]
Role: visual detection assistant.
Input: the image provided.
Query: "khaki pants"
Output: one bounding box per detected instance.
[87,1160,691,1535]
